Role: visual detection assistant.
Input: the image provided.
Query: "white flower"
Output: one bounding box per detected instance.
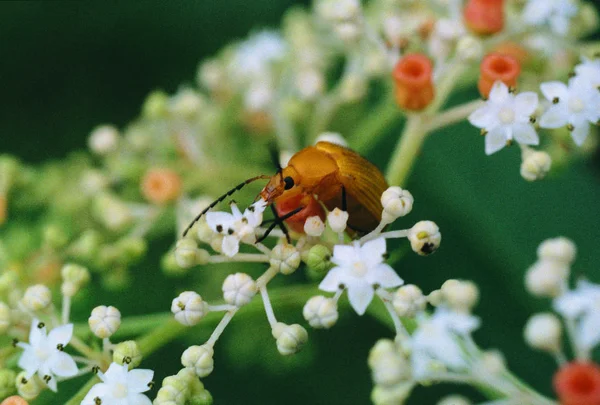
[270,243,301,275]
[522,0,578,35]
[319,238,404,315]
[88,125,119,155]
[539,78,600,146]
[205,199,267,257]
[525,259,569,297]
[574,57,600,90]
[304,215,325,236]
[554,280,600,352]
[524,313,562,352]
[17,319,78,392]
[521,151,552,182]
[468,82,539,155]
[81,362,154,405]
[327,208,349,233]
[230,31,287,82]
[381,187,413,223]
[411,308,480,381]
[407,221,441,256]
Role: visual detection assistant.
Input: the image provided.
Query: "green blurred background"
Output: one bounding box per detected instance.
[2,1,600,404]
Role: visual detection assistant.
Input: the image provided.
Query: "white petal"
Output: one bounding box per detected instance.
[488,81,510,104]
[540,81,568,101]
[361,238,386,268]
[347,282,375,315]
[127,394,153,405]
[47,323,73,346]
[230,203,243,219]
[485,127,507,155]
[570,121,590,146]
[319,267,346,292]
[81,384,109,405]
[49,351,78,377]
[579,312,600,350]
[539,105,569,128]
[29,320,45,347]
[331,244,360,268]
[18,347,40,377]
[549,15,569,35]
[101,362,128,384]
[468,105,494,128]
[513,123,539,145]
[45,374,58,392]
[514,92,539,116]
[221,235,240,257]
[127,369,154,393]
[366,264,404,288]
[205,212,234,232]
[554,293,588,318]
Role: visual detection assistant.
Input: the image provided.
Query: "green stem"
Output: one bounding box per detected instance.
[423,99,484,133]
[385,115,425,186]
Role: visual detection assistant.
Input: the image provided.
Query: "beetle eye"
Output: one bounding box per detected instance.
[283,176,294,190]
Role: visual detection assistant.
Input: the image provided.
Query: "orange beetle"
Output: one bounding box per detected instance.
[183,141,388,238]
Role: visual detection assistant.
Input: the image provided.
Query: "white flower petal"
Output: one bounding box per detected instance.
[29,320,45,347]
[49,351,78,377]
[347,282,375,315]
[101,362,128,384]
[361,238,386,268]
[539,105,569,128]
[489,81,510,104]
[331,244,360,268]
[366,264,404,288]
[514,92,539,116]
[513,123,539,145]
[127,369,154,393]
[468,105,495,128]
[570,120,590,146]
[47,323,73,347]
[205,212,234,232]
[17,346,40,377]
[540,81,568,101]
[221,235,240,257]
[578,312,600,350]
[319,267,346,292]
[485,127,507,155]
[45,374,58,392]
[81,384,109,405]
[127,394,153,405]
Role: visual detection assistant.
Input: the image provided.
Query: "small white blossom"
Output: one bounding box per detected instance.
[244,81,273,111]
[231,31,287,82]
[295,69,325,100]
[181,344,214,377]
[327,208,349,233]
[537,237,576,265]
[169,89,204,117]
[205,199,267,257]
[407,221,441,256]
[316,0,361,23]
[270,243,301,275]
[319,238,404,315]
[468,82,539,155]
[411,309,480,381]
[392,285,427,318]
[21,284,52,312]
[524,313,562,352]
[271,322,308,355]
[17,319,78,392]
[381,187,413,223]
[539,78,600,146]
[81,362,154,405]
[304,215,325,236]
[522,0,578,35]
[554,280,600,352]
[574,57,600,90]
[303,296,339,328]
[88,125,119,155]
[315,132,348,147]
[525,259,569,297]
[456,36,483,62]
[171,292,209,326]
[222,273,257,307]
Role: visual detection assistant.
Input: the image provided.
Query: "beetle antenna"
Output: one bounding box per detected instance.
[182,175,270,237]
[268,141,282,171]
[256,205,303,244]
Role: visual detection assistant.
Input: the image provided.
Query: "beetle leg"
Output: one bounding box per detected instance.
[256,205,304,244]
[270,204,292,244]
[341,185,347,212]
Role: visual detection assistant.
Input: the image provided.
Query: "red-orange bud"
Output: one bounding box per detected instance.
[493,42,530,65]
[554,362,600,405]
[478,53,520,98]
[141,168,183,205]
[1,396,29,405]
[275,193,326,234]
[464,0,504,35]
[392,54,434,112]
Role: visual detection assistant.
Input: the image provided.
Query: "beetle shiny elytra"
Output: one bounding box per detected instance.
[182,141,389,238]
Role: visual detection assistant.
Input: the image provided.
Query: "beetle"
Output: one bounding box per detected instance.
[182,141,389,239]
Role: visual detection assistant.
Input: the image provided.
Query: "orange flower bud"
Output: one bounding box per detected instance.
[464,0,504,35]
[275,193,326,234]
[554,362,600,405]
[493,42,529,65]
[141,168,182,204]
[1,396,29,405]
[392,54,435,112]
[478,53,520,98]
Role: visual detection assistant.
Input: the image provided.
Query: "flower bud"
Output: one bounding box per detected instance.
[142,90,169,119]
[88,125,119,155]
[392,285,427,317]
[21,285,52,312]
[303,296,338,328]
[42,224,69,250]
[304,215,325,237]
[327,208,349,233]
[222,273,257,307]
[182,345,214,377]
[175,239,210,269]
[478,350,506,375]
[93,194,133,232]
[521,151,552,182]
[368,339,409,387]
[381,187,413,223]
[427,289,444,306]
[60,263,90,297]
[525,259,568,297]
[141,168,182,205]
[524,313,562,352]
[189,390,213,405]
[0,302,11,334]
[271,323,308,355]
[464,0,504,35]
[478,53,520,98]
[113,340,143,369]
[16,372,43,401]
[304,244,333,274]
[407,221,441,256]
[171,292,209,326]
[537,237,576,265]
[0,369,17,399]
[371,383,413,405]
[169,89,204,118]
[1,396,28,405]
[88,305,121,338]
[456,36,483,62]
[554,362,600,405]
[393,54,434,111]
[440,279,479,312]
[315,132,348,147]
[437,395,472,405]
[270,244,301,275]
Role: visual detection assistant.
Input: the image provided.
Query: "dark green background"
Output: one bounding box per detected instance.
[2,2,600,404]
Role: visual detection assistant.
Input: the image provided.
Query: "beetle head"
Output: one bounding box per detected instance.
[259,166,301,203]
